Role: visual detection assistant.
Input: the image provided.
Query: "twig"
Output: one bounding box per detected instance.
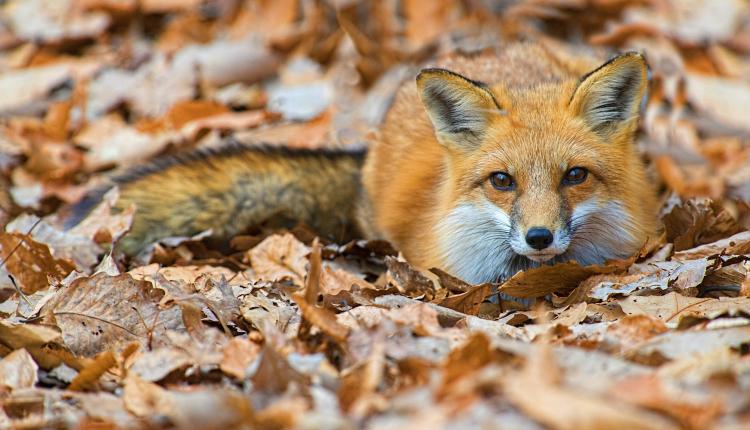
[1,218,42,306]
[9,275,32,307]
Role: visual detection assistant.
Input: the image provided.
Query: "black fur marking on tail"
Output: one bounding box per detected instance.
[114,140,367,185]
[63,186,110,229]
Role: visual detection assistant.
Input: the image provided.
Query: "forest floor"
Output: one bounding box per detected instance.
[1,1,750,429]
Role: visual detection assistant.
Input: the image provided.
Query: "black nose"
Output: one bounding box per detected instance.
[525,227,554,250]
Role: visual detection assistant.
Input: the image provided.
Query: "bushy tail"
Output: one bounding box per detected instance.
[67,143,366,255]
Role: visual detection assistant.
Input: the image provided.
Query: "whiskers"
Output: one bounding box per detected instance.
[566,201,640,265]
[436,200,643,284]
[436,202,517,284]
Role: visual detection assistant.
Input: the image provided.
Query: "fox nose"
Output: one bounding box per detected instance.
[525,227,554,250]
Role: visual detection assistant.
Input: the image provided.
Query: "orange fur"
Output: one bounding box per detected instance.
[361,43,658,282]
[71,43,658,282]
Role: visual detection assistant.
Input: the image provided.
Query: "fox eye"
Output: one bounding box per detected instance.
[563,167,588,185]
[489,172,515,190]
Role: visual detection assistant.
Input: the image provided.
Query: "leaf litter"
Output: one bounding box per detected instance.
[0,0,750,429]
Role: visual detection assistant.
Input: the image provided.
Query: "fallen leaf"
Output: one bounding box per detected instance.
[41,273,185,357]
[3,0,110,43]
[248,233,310,286]
[385,256,440,300]
[605,315,669,351]
[672,231,750,260]
[620,292,750,326]
[588,258,715,300]
[219,337,261,380]
[612,375,724,430]
[686,74,750,134]
[630,325,750,361]
[0,348,38,389]
[663,198,741,250]
[435,284,492,316]
[6,214,102,271]
[294,243,350,343]
[75,114,164,170]
[0,230,75,294]
[500,259,633,299]
[0,64,72,115]
[69,351,116,391]
[502,346,678,430]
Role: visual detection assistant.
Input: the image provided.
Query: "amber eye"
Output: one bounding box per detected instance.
[563,167,588,185]
[489,172,515,191]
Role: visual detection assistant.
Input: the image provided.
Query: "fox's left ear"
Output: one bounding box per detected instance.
[569,52,648,138]
[417,68,502,149]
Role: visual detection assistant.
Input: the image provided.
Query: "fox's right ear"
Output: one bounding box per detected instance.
[417,68,501,149]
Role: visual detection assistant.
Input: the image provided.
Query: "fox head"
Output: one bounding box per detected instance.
[417,52,657,283]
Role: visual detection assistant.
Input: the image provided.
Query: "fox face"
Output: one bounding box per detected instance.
[417,53,656,283]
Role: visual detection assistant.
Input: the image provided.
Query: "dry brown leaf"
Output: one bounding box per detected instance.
[435,284,492,316]
[620,292,750,325]
[385,256,440,300]
[605,315,669,351]
[0,64,73,115]
[7,213,101,271]
[588,258,715,300]
[3,0,110,43]
[631,325,750,361]
[69,350,116,391]
[0,319,82,370]
[293,292,350,344]
[0,230,75,294]
[127,347,191,382]
[320,265,376,296]
[24,141,82,181]
[174,38,280,88]
[500,258,633,299]
[178,110,274,141]
[620,0,744,45]
[75,114,163,170]
[86,55,195,119]
[140,0,201,13]
[250,343,308,396]
[126,376,259,430]
[233,114,332,149]
[219,337,261,380]
[440,333,493,389]
[663,198,742,250]
[41,273,185,357]
[248,233,309,285]
[162,100,229,130]
[338,339,385,413]
[288,238,350,343]
[0,348,38,390]
[672,231,750,260]
[612,375,724,430]
[686,74,750,134]
[67,391,143,429]
[502,346,679,430]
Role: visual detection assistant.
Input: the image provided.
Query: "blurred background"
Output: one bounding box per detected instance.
[0,0,748,229]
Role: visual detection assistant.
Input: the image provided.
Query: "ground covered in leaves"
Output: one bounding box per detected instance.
[1,0,750,429]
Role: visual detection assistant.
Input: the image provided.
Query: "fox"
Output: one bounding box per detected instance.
[68,43,659,284]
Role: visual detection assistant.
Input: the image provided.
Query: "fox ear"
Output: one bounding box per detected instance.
[417,68,501,148]
[569,52,648,137]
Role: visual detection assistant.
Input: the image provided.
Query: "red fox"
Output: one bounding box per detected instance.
[68,43,658,284]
